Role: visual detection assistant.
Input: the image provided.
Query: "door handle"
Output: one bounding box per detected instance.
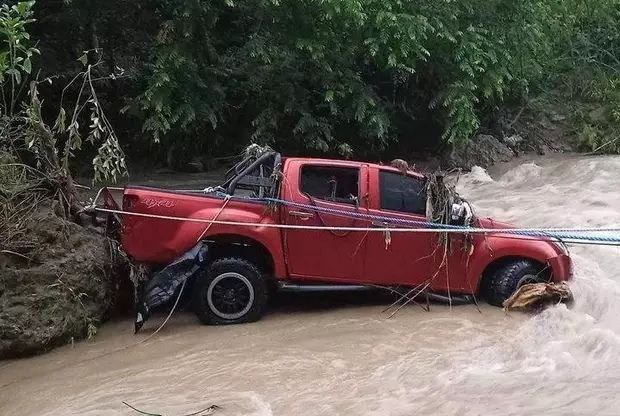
[371,221,389,228]
[289,210,314,220]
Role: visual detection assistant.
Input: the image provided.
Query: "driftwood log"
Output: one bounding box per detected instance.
[503,282,574,311]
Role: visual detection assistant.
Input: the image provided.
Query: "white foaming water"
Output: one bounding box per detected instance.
[1,155,619,415]
[445,155,620,415]
[465,165,494,184]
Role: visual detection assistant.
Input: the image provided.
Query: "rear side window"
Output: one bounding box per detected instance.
[300,166,359,205]
[380,171,427,215]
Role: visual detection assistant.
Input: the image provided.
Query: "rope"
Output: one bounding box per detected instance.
[305,193,357,237]
[208,191,620,237]
[260,196,620,235]
[197,195,231,240]
[137,278,187,344]
[94,206,620,245]
[99,188,620,235]
[256,195,620,243]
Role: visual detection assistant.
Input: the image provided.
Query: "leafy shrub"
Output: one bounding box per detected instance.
[18,0,620,158]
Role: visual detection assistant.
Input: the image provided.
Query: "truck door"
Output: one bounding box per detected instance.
[283,162,370,282]
[364,169,434,285]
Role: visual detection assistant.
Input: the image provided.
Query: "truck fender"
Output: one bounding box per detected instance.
[466,237,561,293]
[192,207,287,278]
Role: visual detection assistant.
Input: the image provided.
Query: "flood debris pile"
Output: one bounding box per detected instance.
[0,163,122,358]
[425,171,472,227]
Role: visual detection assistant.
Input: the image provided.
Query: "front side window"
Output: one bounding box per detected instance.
[300,165,359,205]
[380,170,426,215]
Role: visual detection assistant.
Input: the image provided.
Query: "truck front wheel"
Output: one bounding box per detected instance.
[193,257,268,325]
[482,259,548,307]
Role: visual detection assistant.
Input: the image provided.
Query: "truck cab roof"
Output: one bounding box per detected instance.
[283,157,426,180]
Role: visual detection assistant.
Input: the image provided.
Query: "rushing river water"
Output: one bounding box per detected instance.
[1,154,620,415]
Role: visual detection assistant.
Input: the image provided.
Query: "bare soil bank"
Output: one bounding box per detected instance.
[0,206,121,358]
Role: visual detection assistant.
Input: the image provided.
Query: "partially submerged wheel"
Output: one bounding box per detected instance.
[482,259,548,307]
[193,257,268,325]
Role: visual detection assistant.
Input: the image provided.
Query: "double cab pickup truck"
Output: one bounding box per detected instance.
[114,151,572,325]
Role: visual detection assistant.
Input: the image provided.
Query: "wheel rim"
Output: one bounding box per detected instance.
[207,272,254,320]
[517,274,541,288]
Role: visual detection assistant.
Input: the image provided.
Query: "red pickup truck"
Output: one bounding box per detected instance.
[116,151,572,325]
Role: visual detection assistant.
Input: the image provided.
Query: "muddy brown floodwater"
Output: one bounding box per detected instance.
[1,154,620,415]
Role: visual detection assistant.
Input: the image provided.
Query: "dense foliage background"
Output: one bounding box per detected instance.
[6,0,620,171]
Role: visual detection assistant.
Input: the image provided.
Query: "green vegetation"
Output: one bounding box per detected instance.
[4,0,620,173]
[1,1,125,211]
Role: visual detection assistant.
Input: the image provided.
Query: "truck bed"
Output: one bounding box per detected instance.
[121,186,281,265]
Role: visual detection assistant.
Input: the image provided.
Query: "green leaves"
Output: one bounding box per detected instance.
[5,68,21,84]
[52,107,66,133]
[21,56,30,73]
[0,0,38,115]
[137,0,620,155]
[14,1,36,16]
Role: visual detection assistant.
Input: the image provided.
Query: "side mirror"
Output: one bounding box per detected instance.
[349,194,359,207]
[450,200,473,226]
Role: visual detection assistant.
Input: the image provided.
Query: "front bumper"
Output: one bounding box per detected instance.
[547,253,573,282]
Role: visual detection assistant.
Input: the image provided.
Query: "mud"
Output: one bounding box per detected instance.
[0,207,119,358]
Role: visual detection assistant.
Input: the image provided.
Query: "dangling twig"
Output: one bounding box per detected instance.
[122,402,221,416]
[382,281,429,314]
[122,402,161,416]
[386,282,432,318]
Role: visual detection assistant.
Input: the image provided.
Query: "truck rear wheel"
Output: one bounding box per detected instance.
[192,257,268,325]
[482,259,547,307]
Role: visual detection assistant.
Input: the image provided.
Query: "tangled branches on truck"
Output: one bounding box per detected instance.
[425,171,472,227]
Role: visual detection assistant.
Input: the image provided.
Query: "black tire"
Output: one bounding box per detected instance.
[482,259,547,307]
[192,257,268,325]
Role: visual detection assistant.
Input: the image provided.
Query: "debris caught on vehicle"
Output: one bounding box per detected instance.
[390,158,410,174]
[426,172,473,227]
[135,242,209,333]
[503,282,574,311]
